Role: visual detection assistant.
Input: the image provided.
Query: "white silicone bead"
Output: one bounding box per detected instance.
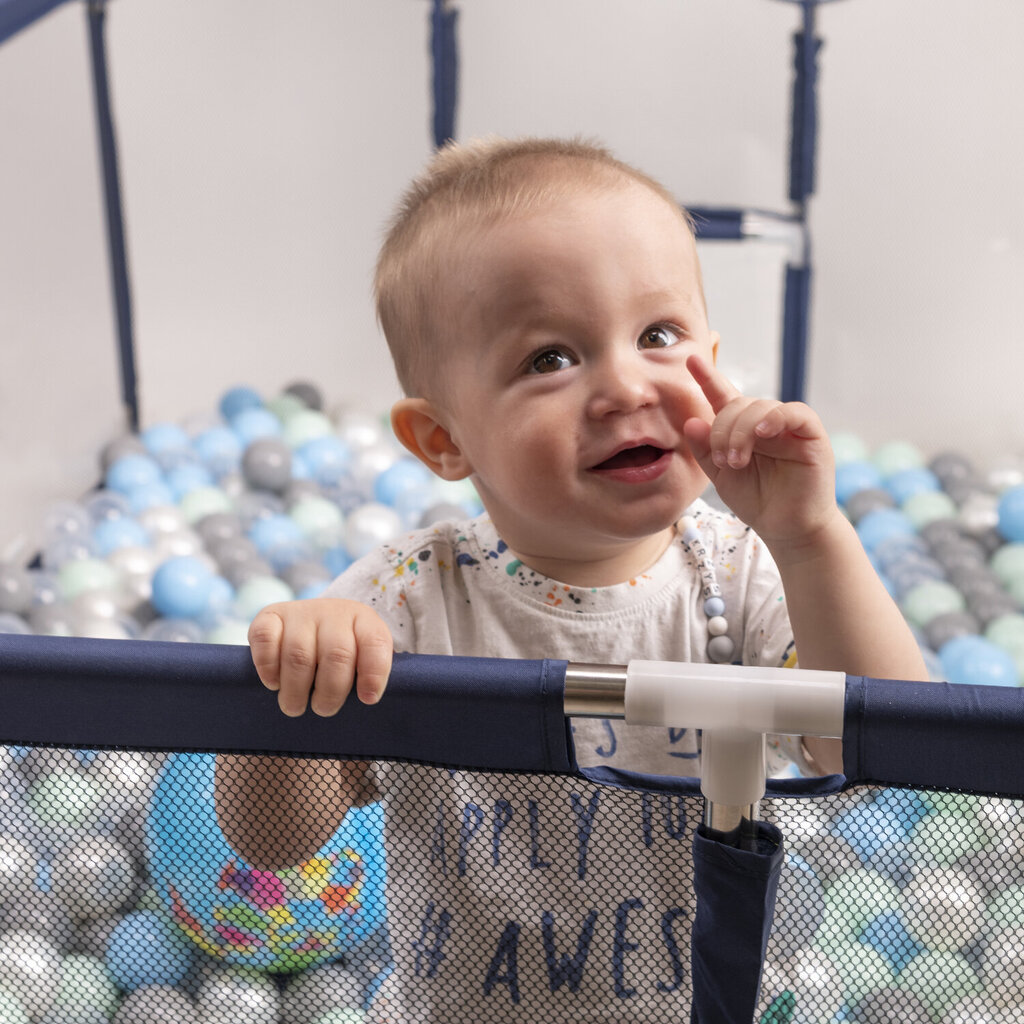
[707,616,729,636]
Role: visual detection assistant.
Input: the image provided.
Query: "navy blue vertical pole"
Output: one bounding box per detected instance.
[430,0,458,149]
[780,1,822,404]
[86,0,139,431]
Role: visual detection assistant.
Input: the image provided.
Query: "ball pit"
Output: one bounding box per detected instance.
[2,392,1024,1022]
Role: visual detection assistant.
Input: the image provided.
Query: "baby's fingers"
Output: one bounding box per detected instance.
[709,398,783,469]
[307,607,392,716]
[249,608,286,692]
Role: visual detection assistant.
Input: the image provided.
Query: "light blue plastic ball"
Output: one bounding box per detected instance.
[219,386,263,421]
[997,485,1024,543]
[856,509,917,554]
[298,437,352,487]
[939,634,1020,686]
[884,467,940,506]
[105,911,193,991]
[141,422,191,456]
[231,409,283,446]
[165,463,215,501]
[105,454,163,495]
[836,461,884,506]
[374,459,433,507]
[249,514,306,557]
[322,546,353,578]
[91,517,149,557]
[193,426,244,477]
[126,481,176,514]
[859,912,924,974]
[150,556,215,620]
[146,753,388,973]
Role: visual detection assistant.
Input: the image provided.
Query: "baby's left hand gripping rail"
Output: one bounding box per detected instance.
[564,661,845,838]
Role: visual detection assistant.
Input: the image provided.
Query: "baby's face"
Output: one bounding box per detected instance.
[437,181,719,578]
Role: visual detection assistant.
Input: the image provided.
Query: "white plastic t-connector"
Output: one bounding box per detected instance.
[623,661,845,808]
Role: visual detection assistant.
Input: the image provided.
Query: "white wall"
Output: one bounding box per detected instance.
[1,0,1022,551]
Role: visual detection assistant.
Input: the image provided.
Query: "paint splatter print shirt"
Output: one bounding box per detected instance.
[324,498,804,1022]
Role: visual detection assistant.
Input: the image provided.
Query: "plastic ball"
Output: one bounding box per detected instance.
[896,951,983,1020]
[847,987,932,1023]
[105,454,163,496]
[54,953,120,1018]
[111,984,200,1024]
[50,836,137,922]
[193,424,245,474]
[344,504,403,559]
[196,966,281,1024]
[373,459,433,507]
[768,855,824,959]
[141,618,206,643]
[266,392,309,424]
[242,438,294,493]
[105,910,193,991]
[99,434,147,472]
[147,753,387,973]
[298,436,352,487]
[0,564,32,616]
[925,611,981,651]
[231,408,283,446]
[283,410,335,449]
[843,487,895,524]
[163,462,215,501]
[249,514,306,557]
[829,432,870,466]
[901,491,958,531]
[856,508,917,553]
[873,440,925,477]
[28,770,105,830]
[334,410,386,452]
[91,517,149,557]
[150,556,216,619]
[177,485,234,525]
[284,380,324,410]
[836,461,884,505]
[219,386,263,421]
[901,580,967,629]
[234,575,294,620]
[141,422,190,456]
[930,451,979,485]
[0,835,38,903]
[57,558,118,601]
[939,634,1020,686]
[885,467,940,505]
[0,613,30,635]
[900,867,985,952]
[0,892,74,954]
[785,949,843,1023]
[997,485,1024,543]
[0,930,61,1020]
[195,511,245,546]
[911,812,992,867]
[821,869,901,942]
[857,911,924,974]
[291,497,345,548]
[991,543,1024,587]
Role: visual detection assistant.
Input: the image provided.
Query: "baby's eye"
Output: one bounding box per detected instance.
[528,349,574,374]
[637,325,682,350]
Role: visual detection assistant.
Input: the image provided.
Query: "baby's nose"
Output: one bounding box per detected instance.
[585,353,658,418]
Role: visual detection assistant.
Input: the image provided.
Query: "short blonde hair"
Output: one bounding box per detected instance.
[375,136,699,398]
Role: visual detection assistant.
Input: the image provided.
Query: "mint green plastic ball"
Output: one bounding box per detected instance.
[265,393,307,424]
[234,576,294,621]
[872,441,925,477]
[896,951,982,1019]
[56,954,120,1016]
[829,432,870,466]
[901,581,967,629]
[57,558,118,600]
[990,543,1024,586]
[179,486,233,525]
[28,771,105,829]
[282,411,333,448]
[902,490,957,528]
[910,812,992,866]
[290,496,345,547]
[823,869,901,937]
[827,942,895,1006]
[985,883,1024,931]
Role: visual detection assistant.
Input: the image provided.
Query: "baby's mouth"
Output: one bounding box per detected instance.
[592,445,668,471]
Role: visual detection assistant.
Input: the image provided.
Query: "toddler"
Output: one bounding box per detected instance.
[217,136,926,1022]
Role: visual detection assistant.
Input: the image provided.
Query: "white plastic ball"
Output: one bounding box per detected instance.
[136,504,188,539]
[49,836,137,922]
[112,984,200,1024]
[334,409,386,451]
[344,503,403,559]
[55,953,120,1018]
[0,835,37,903]
[0,930,61,1020]
[197,967,281,1024]
[281,963,366,1024]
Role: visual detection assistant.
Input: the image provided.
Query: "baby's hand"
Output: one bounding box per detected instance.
[248,599,393,717]
[682,354,838,548]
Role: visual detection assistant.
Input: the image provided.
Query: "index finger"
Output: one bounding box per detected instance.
[686,353,741,414]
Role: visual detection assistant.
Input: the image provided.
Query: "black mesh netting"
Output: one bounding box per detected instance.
[2,747,1022,1024]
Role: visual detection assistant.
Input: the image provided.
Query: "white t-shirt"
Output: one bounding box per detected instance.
[323,500,800,1022]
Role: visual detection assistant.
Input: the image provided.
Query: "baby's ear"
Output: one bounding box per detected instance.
[390,399,472,480]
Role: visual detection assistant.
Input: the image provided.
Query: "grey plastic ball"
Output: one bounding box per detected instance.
[242,438,293,493]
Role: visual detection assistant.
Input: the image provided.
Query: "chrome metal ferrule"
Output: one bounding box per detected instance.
[563,663,627,718]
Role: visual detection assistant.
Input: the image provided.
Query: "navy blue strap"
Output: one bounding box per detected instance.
[690,821,785,1023]
[87,0,138,430]
[430,0,458,148]
[788,3,822,206]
